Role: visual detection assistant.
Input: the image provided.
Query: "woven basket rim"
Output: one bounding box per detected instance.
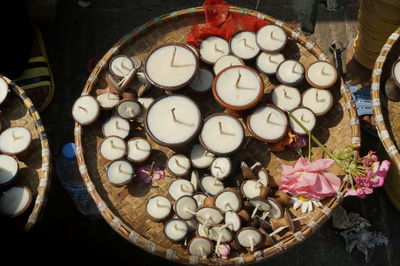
[74,6,360,265]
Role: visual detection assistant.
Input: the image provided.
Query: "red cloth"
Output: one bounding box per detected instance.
[186,0,269,46]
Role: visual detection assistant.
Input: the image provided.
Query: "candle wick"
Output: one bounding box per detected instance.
[199,247,205,259]
[134,140,150,152]
[11,131,20,141]
[115,121,121,130]
[107,87,111,99]
[214,164,224,173]
[218,121,235,136]
[175,158,186,169]
[170,46,177,67]
[171,108,177,122]
[270,30,281,41]
[321,66,330,76]
[171,108,195,127]
[174,223,183,231]
[213,174,219,185]
[266,112,282,126]
[249,236,255,252]
[315,91,325,102]
[261,211,270,220]
[283,89,292,99]
[214,43,224,53]
[225,202,232,211]
[109,140,125,151]
[118,163,122,173]
[180,184,190,192]
[185,207,197,216]
[292,62,302,75]
[215,233,223,254]
[235,70,242,88]
[301,114,310,123]
[241,38,254,49]
[155,199,168,208]
[121,58,131,71]
[268,55,278,64]
[127,108,134,116]
[251,203,260,218]
[78,105,88,113]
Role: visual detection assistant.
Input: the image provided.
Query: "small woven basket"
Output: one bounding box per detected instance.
[74,6,360,265]
[0,75,51,231]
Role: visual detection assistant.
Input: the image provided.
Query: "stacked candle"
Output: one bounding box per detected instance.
[0,127,32,157]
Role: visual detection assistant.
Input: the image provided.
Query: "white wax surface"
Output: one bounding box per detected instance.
[200,175,224,196]
[167,154,191,176]
[271,85,301,112]
[200,36,229,64]
[200,115,244,155]
[188,238,212,257]
[147,195,171,219]
[215,67,262,107]
[193,193,207,206]
[146,44,197,88]
[197,223,208,237]
[168,179,194,200]
[110,56,134,78]
[289,107,317,135]
[256,25,287,52]
[165,219,188,240]
[96,93,120,109]
[196,207,224,225]
[190,170,200,191]
[242,180,261,199]
[175,196,197,220]
[214,55,244,75]
[0,187,30,216]
[237,229,262,248]
[302,88,333,115]
[72,96,100,125]
[393,61,400,84]
[225,211,241,231]
[277,60,304,85]
[307,61,337,88]
[0,155,18,184]
[215,191,240,213]
[127,138,151,162]
[117,100,142,119]
[135,97,154,123]
[210,157,231,180]
[107,160,133,185]
[0,127,31,154]
[146,95,201,146]
[189,68,214,93]
[230,31,260,60]
[249,105,287,142]
[100,136,126,161]
[0,77,8,104]
[257,52,285,75]
[190,144,215,169]
[102,116,130,139]
[257,169,268,186]
[209,226,233,242]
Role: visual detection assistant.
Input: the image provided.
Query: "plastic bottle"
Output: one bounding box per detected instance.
[56,142,101,220]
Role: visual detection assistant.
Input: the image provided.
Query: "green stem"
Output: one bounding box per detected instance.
[308,132,312,161]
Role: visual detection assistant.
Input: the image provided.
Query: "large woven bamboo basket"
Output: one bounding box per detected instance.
[0,75,51,231]
[371,27,400,212]
[74,6,360,265]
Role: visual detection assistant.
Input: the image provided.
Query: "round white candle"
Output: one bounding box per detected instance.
[127,137,151,163]
[116,100,142,120]
[237,228,262,249]
[247,105,288,143]
[0,154,18,185]
[200,175,224,196]
[190,144,215,169]
[164,219,188,242]
[241,180,262,199]
[100,136,127,161]
[200,113,244,155]
[271,85,301,112]
[213,55,244,75]
[289,107,317,135]
[145,44,198,89]
[109,55,135,78]
[96,92,120,109]
[306,61,338,89]
[106,160,133,186]
[256,25,287,52]
[230,31,260,60]
[168,179,194,200]
[210,157,232,180]
[196,207,224,225]
[189,67,214,94]
[200,36,229,64]
[135,97,154,123]
[193,193,207,206]
[214,66,263,109]
[215,191,241,213]
[167,154,191,177]
[146,195,172,221]
[225,211,241,231]
[145,95,201,147]
[392,60,400,86]
[174,195,198,220]
[276,60,305,86]
[302,88,333,116]
[0,186,32,217]
[256,52,285,75]
[0,127,32,155]
[188,237,213,258]
[0,77,9,104]
[72,95,100,125]
[102,116,130,139]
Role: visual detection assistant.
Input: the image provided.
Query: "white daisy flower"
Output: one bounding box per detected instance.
[292,196,322,214]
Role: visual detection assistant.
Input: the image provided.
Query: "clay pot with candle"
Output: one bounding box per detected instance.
[116,99,142,120]
[271,85,301,112]
[210,157,232,181]
[256,25,288,53]
[229,30,260,60]
[199,36,230,64]
[109,55,139,79]
[248,197,272,219]
[168,179,194,201]
[126,137,151,163]
[236,227,264,253]
[195,206,224,226]
[188,236,214,258]
[0,155,19,186]
[96,90,120,110]
[72,95,100,126]
[256,52,285,76]
[135,97,154,124]
[288,106,317,135]
[189,67,214,95]
[146,195,172,222]
[240,179,270,200]
[166,154,191,178]
[99,136,127,162]
[174,195,198,221]
[385,59,400,101]
[106,159,134,187]
[190,144,216,169]
[0,127,32,159]
[301,88,333,116]
[305,61,338,89]
[163,218,189,243]
[224,211,243,232]
[190,170,200,192]
[199,175,225,196]
[0,77,10,106]
[102,116,130,139]
[214,55,245,75]
[276,60,305,87]
[0,186,32,217]
[214,188,242,213]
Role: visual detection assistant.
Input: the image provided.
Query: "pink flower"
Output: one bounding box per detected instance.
[279,157,341,200]
[136,163,165,183]
[370,160,390,187]
[345,186,373,198]
[217,244,231,259]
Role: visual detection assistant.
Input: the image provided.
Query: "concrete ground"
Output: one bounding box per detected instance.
[4,0,400,265]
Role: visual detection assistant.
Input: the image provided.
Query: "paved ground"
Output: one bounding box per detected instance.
[4,0,400,265]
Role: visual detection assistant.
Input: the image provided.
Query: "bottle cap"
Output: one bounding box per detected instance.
[62,143,76,161]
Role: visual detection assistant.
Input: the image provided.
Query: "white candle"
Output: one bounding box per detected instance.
[196,207,224,225]
[200,113,244,155]
[116,100,142,120]
[200,36,229,64]
[189,67,214,94]
[100,136,127,161]
[237,228,262,250]
[276,60,305,86]
[0,155,18,185]
[164,219,188,242]
[106,160,133,186]
[210,157,232,180]
[0,186,32,217]
[190,144,215,169]
[146,195,172,221]
[0,77,9,104]
[102,116,130,139]
[271,85,301,112]
[167,154,191,177]
[247,105,288,143]
[392,60,400,86]
[256,25,287,52]
[135,97,154,123]
[72,95,100,125]
[215,191,241,213]
[306,61,338,89]
[145,44,198,90]
[209,225,233,244]
[213,55,244,75]
[200,175,224,196]
[174,195,198,220]
[0,127,32,155]
[241,180,262,199]
[126,137,151,163]
[188,237,213,258]
[230,31,260,60]
[289,107,317,135]
[168,179,194,200]
[224,211,241,231]
[109,55,135,78]
[256,52,285,75]
[193,193,207,206]
[145,95,201,147]
[302,88,333,116]
[213,66,264,110]
[96,92,120,110]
